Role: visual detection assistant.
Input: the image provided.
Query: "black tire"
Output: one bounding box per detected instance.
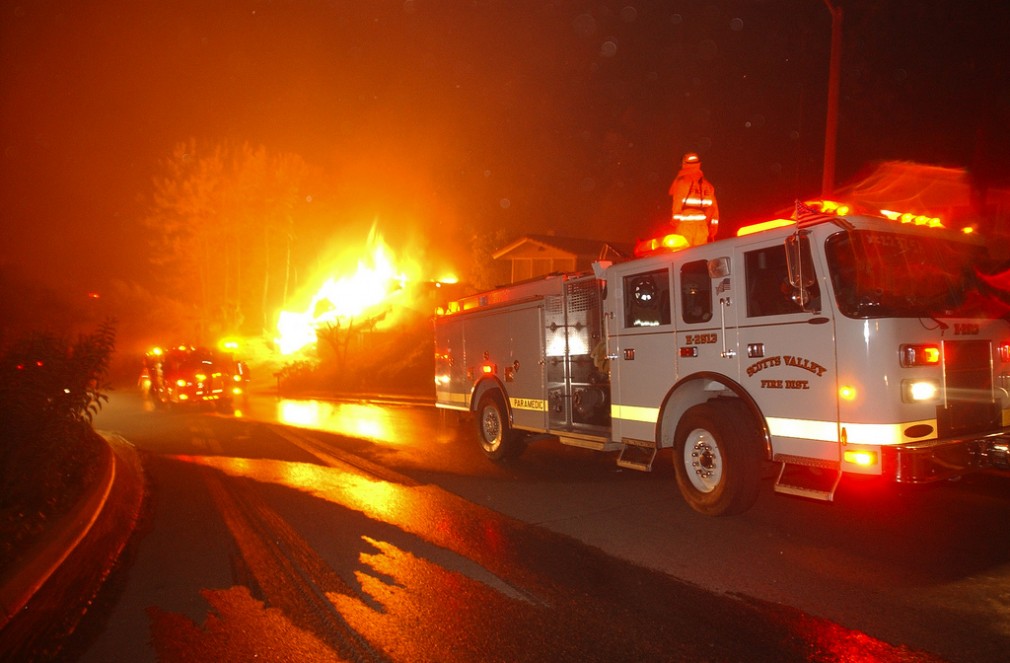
[673,399,763,516]
[475,392,523,461]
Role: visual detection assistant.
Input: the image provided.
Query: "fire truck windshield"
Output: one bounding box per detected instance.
[825,230,1005,319]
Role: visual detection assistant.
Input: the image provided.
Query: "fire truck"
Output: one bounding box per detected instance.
[143,345,242,410]
[434,202,1010,515]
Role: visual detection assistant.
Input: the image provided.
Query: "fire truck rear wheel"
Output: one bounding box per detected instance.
[475,392,523,461]
[673,400,762,516]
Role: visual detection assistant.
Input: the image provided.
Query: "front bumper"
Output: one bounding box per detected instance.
[884,431,1010,483]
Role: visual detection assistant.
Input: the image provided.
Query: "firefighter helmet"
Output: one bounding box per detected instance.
[682,152,701,166]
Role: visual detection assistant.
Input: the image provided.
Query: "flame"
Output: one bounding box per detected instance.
[275,224,457,356]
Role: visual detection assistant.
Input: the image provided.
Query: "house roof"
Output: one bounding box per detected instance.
[492,234,632,261]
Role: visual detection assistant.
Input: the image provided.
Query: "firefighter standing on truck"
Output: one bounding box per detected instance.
[670,152,719,246]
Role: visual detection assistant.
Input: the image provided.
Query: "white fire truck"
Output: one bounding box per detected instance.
[434,202,1010,515]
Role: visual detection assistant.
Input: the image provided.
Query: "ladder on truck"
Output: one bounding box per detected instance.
[616,438,658,472]
[773,454,841,502]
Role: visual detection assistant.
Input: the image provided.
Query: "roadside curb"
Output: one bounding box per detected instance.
[0,431,141,631]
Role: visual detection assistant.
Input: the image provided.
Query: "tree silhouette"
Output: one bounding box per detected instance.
[144,140,316,341]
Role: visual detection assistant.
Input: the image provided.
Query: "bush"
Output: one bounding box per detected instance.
[0,320,116,439]
[0,320,116,567]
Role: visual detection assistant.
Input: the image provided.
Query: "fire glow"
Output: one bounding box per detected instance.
[275,224,456,355]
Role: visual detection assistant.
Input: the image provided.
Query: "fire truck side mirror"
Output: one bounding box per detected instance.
[785,232,818,312]
[784,233,815,288]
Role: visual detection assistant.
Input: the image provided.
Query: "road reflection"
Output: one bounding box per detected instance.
[155,451,542,661]
[181,453,408,525]
[265,399,408,446]
[175,452,528,601]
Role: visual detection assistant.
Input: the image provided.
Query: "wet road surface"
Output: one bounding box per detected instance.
[59,389,1010,661]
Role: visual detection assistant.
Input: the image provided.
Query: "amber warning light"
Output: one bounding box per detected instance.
[633,233,690,258]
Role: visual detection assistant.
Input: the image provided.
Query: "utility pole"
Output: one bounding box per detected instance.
[822,0,843,198]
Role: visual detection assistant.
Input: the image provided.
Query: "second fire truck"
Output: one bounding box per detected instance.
[434,202,1010,515]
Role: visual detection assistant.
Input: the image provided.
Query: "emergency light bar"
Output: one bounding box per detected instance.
[636,198,951,255]
[880,209,943,228]
[735,200,948,238]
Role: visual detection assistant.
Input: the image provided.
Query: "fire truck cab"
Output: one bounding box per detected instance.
[435,204,1010,515]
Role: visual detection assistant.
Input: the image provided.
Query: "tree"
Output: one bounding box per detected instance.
[143,140,316,341]
[467,226,513,292]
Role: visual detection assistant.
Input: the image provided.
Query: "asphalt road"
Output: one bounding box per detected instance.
[64,388,1010,661]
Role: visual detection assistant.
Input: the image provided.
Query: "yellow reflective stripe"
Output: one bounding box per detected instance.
[511,397,546,412]
[767,417,938,445]
[611,404,659,424]
[438,391,469,406]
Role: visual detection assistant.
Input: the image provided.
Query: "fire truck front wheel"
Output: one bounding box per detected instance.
[475,392,524,461]
[673,400,762,516]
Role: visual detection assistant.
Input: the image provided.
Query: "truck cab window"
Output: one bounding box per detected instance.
[624,269,671,327]
[825,230,988,319]
[680,260,713,324]
[745,245,819,317]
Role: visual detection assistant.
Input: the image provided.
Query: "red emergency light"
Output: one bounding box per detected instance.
[899,344,941,367]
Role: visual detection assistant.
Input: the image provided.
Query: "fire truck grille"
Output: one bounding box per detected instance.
[937,340,999,437]
[566,281,599,313]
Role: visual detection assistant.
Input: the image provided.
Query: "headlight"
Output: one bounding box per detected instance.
[902,379,940,403]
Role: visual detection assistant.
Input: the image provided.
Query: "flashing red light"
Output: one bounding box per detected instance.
[843,450,877,467]
[817,200,850,215]
[998,342,1010,363]
[481,363,497,375]
[899,344,941,367]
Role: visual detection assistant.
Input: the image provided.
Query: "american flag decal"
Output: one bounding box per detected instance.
[716,278,731,294]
